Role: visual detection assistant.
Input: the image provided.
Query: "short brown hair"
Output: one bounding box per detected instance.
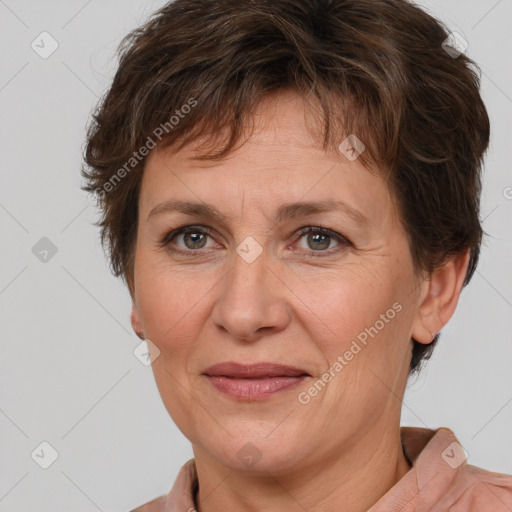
[81,0,490,374]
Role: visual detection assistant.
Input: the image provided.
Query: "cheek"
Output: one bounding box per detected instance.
[293,269,413,417]
[134,256,209,354]
[134,262,210,435]
[291,264,404,348]
[287,262,415,409]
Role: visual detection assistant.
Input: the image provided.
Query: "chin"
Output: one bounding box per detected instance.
[199,429,308,473]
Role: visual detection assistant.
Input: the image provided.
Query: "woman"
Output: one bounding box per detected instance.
[82,0,512,510]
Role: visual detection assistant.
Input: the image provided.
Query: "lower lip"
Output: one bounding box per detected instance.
[205,375,308,400]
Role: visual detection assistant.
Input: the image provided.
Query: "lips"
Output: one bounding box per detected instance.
[203,362,310,401]
[203,361,310,378]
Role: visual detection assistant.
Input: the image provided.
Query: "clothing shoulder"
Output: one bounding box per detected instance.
[381,426,512,512]
[463,462,512,510]
[129,494,166,512]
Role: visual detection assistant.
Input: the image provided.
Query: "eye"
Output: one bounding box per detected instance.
[294,226,351,255]
[159,224,351,258]
[159,225,217,254]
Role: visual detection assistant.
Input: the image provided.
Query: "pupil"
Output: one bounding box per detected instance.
[309,233,329,250]
[186,232,206,249]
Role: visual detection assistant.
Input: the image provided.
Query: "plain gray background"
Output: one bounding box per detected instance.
[0,0,511,510]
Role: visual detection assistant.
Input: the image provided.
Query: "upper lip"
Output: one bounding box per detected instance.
[203,362,310,378]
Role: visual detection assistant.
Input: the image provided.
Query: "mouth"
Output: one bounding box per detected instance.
[203,361,310,378]
[202,362,310,400]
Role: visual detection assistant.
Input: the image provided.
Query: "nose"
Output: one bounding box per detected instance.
[211,247,291,342]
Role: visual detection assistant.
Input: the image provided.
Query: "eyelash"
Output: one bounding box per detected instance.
[158,225,352,258]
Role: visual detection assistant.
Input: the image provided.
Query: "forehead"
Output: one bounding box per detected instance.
[139,91,394,225]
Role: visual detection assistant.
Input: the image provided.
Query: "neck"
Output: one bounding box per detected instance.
[193,422,412,512]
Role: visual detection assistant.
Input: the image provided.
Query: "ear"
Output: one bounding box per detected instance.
[131,302,145,340]
[411,250,470,344]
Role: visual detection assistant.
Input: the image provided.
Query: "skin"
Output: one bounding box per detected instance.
[130,90,470,512]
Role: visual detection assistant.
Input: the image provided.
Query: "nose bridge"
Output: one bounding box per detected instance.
[223,244,270,316]
[212,242,289,341]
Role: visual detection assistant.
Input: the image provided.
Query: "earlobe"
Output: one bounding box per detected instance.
[131,302,145,340]
[411,251,470,345]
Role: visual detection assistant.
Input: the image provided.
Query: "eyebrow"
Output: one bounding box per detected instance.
[147,199,367,225]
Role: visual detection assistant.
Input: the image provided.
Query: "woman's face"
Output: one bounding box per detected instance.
[131,91,427,473]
